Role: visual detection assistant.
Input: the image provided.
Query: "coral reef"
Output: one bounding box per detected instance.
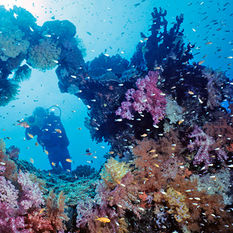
[0,6,85,106]
[0,4,232,233]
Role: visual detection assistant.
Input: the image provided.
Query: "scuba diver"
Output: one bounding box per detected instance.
[21,106,71,172]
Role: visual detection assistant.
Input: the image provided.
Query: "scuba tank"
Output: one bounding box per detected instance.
[47,105,62,118]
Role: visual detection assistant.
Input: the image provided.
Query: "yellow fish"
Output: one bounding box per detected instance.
[109,151,114,155]
[27,133,34,139]
[39,208,46,215]
[95,217,111,223]
[178,119,184,125]
[198,60,205,65]
[44,150,49,155]
[55,129,62,133]
[66,158,72,163]
[51,162,56,166]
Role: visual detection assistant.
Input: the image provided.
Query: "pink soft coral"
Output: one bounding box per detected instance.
[116,71,166,125]
[0,172,44,232]
[188,126,227,168]
[17,171,44,213]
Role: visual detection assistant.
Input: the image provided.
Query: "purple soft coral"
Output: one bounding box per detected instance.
[0,172,44,232]
[116,71,166,125]
[188,126,227,168]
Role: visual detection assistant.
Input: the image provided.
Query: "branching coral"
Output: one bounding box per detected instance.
[164,96,183,132]
[77,165,142,233]
[203,115,233,153]
[0,139,69,232]
[132,133,185,192]
[0,171,44,232]
[188,126,228,168]
[116,71,166,125]
[166,176,232,232]
[165,187,191,223]
[191,168,232,205]
[100,157,130,188]
[0,79,20,106]
[27,38,61,71]
[13,64,32,82]
[44,190,69,231]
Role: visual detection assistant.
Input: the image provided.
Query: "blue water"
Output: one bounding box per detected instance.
[0,0,232,171]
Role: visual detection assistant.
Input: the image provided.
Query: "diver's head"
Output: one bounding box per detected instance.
[29,107,48,128]
[33,107,47,118]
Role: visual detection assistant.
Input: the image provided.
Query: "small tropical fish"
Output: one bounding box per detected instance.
[39,208,46,214]
[198,60,205,65]
[30,158,34,164]
[44,150,49,155]
[51,162,56,166]
[18,121,30,128]
[188,91,194,95]
[115,118,123,122]
[149,149,156,153]
[66,158,72,163]
[205,41,213,45]
[27,133,34,139]
[77,127,82,130]
[55,129,62,133]
[35,142,39,146]
[141,133,147,137]
[178,119,184,125]
[95,217,111,223]
[108,151,114,155]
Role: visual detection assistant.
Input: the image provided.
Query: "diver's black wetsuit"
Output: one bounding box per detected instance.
[25,114,71,171]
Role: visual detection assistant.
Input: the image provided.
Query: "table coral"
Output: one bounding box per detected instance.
[0,25,29,61]
[27,38,61,71]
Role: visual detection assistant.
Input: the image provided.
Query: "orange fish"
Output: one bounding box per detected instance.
[55,129,62,133]
[95,217,110,223]
[44,150,49,155]
[198,60,205,65]
[27,133,34,139]
[66,158,72,163]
